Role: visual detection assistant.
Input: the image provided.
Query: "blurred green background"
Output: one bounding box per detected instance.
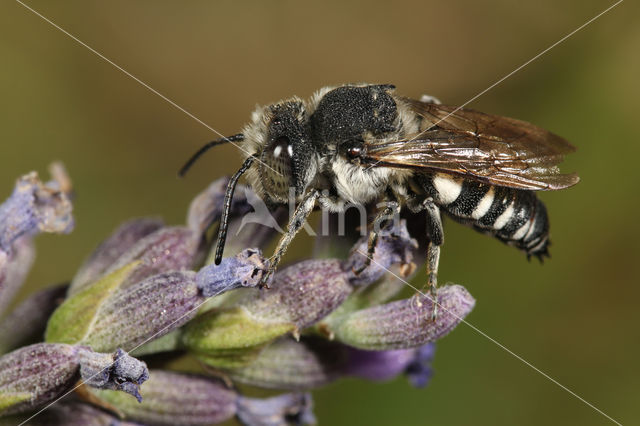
[1,1,638,424]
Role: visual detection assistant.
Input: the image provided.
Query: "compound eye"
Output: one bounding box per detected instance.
[261,135,294,201]
[347,146,362,159]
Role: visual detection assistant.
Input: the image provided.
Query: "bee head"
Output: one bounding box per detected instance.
[253,100,315,203]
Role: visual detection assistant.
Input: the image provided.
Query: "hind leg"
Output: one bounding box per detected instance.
[423,198,443,320]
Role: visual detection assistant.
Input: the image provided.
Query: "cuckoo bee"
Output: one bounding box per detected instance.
[180,84,579,315]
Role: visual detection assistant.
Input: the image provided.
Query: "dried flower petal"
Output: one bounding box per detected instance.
[0,284,67,354]
[69,217,164,294]
[196,249,268,297]
[332,285,475,350]
[0,170,73,253]
[93,370,238,426]
[344,219,417,286]
[77,348,148,402]
[236,393,316,426]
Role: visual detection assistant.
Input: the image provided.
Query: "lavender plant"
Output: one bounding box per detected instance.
[0,164,475,425]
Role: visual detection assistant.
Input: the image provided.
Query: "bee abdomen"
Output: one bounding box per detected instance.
[415,173,550,258]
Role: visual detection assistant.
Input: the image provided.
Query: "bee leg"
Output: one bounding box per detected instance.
[353,200,400,275]
[260,189,319,288]
[423,198,443,321]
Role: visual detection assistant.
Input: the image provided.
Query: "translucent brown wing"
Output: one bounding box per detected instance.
[363,98,579,190]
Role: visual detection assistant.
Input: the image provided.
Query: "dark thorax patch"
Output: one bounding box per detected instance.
[309,84,398,148]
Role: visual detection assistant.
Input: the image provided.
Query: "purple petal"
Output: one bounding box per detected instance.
[346,347,417,382]
[236,393,316,426]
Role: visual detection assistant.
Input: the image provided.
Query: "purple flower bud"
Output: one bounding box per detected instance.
[236,393,316,426]
[228,337,434,390]
[333,285,475,350]
[0,284,67,353]
[32,400,139,426]
[79,270,201,352]
[187,177,252,236]
[94,370,238,425]
[69,217,164,294]
[0,237,35,318]
[77,347,148,403]
[0,170,74,254]
[227,337,347,390]
[102,227,200,290]
[196,249,268,297]
[246,260,351,330]
[0,343,79,415]
[344,219,417,286]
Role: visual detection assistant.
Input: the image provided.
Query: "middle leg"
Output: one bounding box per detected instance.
[353,200,401,275]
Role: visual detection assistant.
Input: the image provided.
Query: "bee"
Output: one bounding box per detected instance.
[180,84,578,314]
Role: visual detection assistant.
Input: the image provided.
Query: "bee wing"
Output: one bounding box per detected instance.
[363,98,579,190]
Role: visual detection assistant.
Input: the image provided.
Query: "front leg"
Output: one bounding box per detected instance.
[423,198,443,320]
[260,189,319,288]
